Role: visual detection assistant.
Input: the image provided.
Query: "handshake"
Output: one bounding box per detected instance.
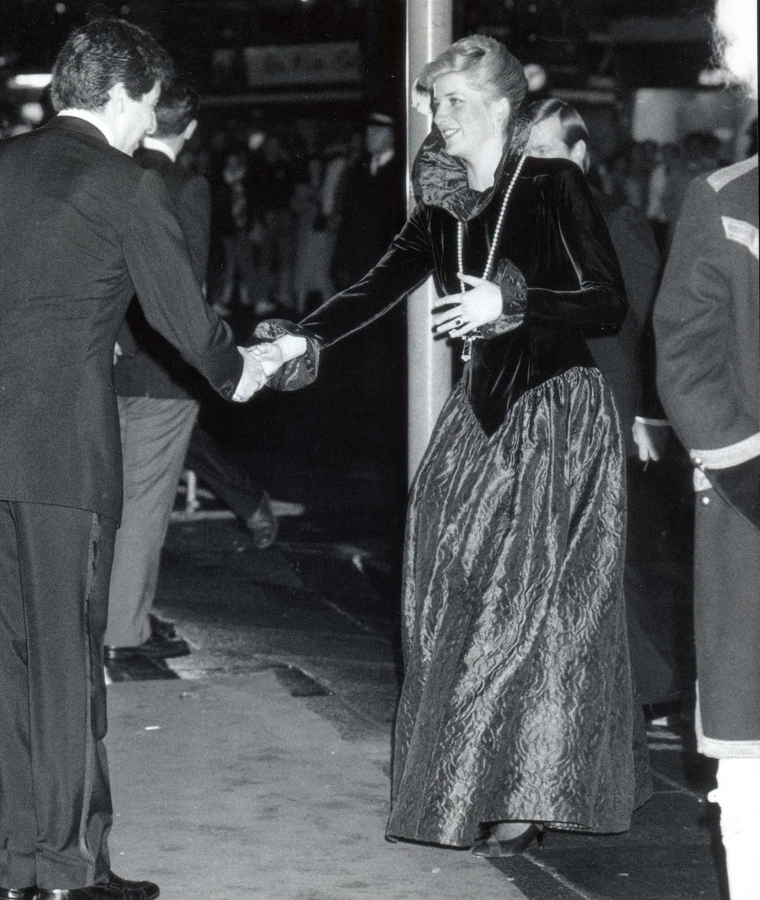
[232,334,307,402]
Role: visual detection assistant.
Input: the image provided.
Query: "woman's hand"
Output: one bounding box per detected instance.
[432,274,503,338]
[247,342,285,378]
[248,334,308,378]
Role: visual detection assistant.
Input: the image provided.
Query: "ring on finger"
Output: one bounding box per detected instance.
[454,316,465,328]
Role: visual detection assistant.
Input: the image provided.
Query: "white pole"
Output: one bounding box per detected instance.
[405,0,453,485]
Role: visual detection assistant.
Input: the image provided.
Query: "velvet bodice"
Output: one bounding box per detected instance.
[271,134,628,435]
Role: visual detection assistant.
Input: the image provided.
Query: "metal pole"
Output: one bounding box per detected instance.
[406,0,453,485]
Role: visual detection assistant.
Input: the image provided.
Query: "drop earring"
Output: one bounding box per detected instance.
[492,118,501,139]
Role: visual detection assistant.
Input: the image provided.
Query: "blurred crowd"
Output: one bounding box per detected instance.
[176,115,401,329]
[2,98,756,321]
[590,124,758,249]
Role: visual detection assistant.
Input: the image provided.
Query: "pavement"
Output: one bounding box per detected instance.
[101,505,727,900]
[102,345,724,900]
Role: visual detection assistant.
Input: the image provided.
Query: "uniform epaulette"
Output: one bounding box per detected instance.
[707,154,758,192]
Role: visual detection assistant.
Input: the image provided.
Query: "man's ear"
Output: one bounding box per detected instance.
[183,119,198,141]
[106,81,128,113]
[571,138,588,172]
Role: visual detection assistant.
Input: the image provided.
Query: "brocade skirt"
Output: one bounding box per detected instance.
[387,366,650,847]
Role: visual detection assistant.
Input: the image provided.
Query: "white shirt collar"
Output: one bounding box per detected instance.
[57,109,115,147]
[141,135,176,162]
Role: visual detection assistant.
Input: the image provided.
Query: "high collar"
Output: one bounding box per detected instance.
[56,110,115,147]
[412,109,531,222]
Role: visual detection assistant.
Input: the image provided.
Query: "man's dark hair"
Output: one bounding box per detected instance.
[51,17,173,112]
[153,80,198,138]
[527,98,589,152]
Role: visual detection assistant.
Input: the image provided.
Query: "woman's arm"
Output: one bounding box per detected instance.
[250,204,436,390]
[297,203,435,346]
[525,165,628,336]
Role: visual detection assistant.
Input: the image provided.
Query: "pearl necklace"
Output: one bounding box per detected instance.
[457,154,526,361]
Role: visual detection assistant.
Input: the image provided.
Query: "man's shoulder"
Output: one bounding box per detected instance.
[706,155,758,194]
[592,188,649,229]
[134,148,207,200]
[685,157,758,231]
[1,122,145,203]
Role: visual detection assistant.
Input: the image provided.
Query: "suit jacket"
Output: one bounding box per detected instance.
[114,146,211,400]
[0,116,242,522]
[587,190,661,455]
[654,155,759,529]
[331,153,406,290]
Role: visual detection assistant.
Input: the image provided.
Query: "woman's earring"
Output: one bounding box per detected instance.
[492,118,501,139]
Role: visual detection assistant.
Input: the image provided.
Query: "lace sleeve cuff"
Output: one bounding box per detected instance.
[479,257,528,339]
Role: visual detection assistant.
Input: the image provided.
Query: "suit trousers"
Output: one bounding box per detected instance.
[105,396,199,649]
[184,426,266,523]
[0,500,115,890]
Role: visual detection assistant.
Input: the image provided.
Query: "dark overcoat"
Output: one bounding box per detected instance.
[654,155,760,756]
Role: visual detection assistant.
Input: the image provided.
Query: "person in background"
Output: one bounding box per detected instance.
[646,142,680,251]
[257,135,296,310]
[0,18,263,900]
[109,82,282,664]
[291,155,335,314]
[210,147,261,318]
[662,131,722,247]
[525,99,685,712]
[107,80,217,661]
[330,109,404,293]
[653,0,759,895]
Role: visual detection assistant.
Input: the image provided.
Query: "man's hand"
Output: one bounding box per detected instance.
[248,341,285,377]
[632,419,670,463]
[232,347,267,401]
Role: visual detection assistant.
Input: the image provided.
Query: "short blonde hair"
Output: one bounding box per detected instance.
[414,35,528,117]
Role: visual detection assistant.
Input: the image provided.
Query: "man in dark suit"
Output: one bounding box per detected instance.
[525,100,683,710]
[106,80,212,661]
[0,18,263,900]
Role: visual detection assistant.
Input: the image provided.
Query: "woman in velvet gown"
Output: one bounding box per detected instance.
[252,35,651,852]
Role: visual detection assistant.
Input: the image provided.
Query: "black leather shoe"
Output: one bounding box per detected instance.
[36,871,159,899]
[0,888,37,899]
[148,613,177,640]
[104,631,190,661]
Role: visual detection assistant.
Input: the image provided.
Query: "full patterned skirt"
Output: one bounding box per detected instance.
[387,367,651,847]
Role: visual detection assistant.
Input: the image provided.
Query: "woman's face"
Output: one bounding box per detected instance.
[432,71,504,164]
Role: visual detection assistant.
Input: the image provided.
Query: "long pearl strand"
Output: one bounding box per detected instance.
[456,154,526,362]
[457,154,526,292]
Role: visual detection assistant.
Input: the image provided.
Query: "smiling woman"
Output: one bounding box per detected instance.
[251,33,651,857]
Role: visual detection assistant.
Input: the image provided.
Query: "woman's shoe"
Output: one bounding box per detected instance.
[471,823,544,858]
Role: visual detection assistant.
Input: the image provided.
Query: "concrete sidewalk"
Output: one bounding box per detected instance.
[105,672,528,900]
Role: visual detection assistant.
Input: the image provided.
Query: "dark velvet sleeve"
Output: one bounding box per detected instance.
[296,203,436,346]
[525,166,628,336]
[250,204,435,392]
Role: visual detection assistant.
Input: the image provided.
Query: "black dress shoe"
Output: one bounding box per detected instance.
[36,871,159,899]
[0,888,37,899]
[148,613,177,640]
[104,631,190,661]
